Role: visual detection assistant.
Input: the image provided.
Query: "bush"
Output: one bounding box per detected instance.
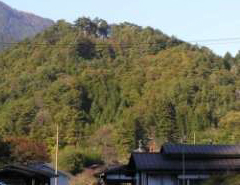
[83,150,103,167]
[58,146,103,175]
[202,174,240,185]
[58,146,84,175]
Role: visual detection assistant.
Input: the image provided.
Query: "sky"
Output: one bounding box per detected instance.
[3,0,240,56]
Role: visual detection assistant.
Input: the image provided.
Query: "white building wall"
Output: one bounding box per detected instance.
[141,172,147,185]
[135,173,140,185]
[50,175,70,185]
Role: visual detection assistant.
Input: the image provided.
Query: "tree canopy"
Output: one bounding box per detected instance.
[0,17,239,165]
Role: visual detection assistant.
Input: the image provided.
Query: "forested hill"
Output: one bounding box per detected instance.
[0,17,240,165]
[0,1,54,51]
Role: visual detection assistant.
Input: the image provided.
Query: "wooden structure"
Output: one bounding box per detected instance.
[101,144,240,185]
[0,164,56,185]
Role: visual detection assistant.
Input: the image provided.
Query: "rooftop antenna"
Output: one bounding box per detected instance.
[138,140,144,152]
[134,140,145,153]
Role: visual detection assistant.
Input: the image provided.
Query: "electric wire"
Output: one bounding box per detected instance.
[1,36,240,48]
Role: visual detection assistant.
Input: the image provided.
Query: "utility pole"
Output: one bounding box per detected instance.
[182,135,186,185]
[55,124,59,185]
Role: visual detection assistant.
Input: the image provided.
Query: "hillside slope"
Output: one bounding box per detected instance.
[0,18,240,165]
[0,1,54,51]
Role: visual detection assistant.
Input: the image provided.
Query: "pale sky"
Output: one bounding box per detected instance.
[3,0,240,56]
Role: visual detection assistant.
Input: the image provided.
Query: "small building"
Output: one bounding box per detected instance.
[32,163,71,185]
[101,144,240,185]
[0,164,56,185]
[0,163,71,185]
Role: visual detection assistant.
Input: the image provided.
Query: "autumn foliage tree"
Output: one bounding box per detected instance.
[5,137,50,164]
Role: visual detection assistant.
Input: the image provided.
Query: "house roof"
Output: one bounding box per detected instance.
[129,153,240,172]
[103,165,133,175]
[103,144,240,176]
[160,144,240,158]
[0,164,57,178]
[29,163,71,178]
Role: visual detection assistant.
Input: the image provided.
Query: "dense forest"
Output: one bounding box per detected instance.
[0,17,240,177]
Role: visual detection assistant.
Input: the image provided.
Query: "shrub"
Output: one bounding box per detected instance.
[58,146,104,175]
[58,146,84,175]
[202,174,240,185]
[82,150,103,167]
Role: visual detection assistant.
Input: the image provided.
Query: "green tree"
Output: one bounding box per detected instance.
[74,17,97,36]
[94,18,109,38]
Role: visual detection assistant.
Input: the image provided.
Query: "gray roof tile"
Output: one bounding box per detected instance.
[161,144,240,157]
[131,153,240,171]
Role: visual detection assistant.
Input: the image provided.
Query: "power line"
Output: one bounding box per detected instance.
[0,41,165,47]
[0,36,240,48]
[0,41,232,48]
[196,40,240,46]
[188,37,240,43]
[0,41,173,50]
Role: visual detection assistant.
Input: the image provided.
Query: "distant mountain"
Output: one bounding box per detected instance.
[0,1,54,51]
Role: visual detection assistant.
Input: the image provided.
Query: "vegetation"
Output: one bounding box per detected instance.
[58,146,102,174]
[6,137,50,164]
[0,17,240,173]
[202,174,240,185]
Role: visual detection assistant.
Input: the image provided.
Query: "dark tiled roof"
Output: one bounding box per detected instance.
[104,144,240,175]
[0,164,57,178]
[29,163,71,178]
[104,165,133,174]
[161,144,240,157]
[130,153,240,171]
